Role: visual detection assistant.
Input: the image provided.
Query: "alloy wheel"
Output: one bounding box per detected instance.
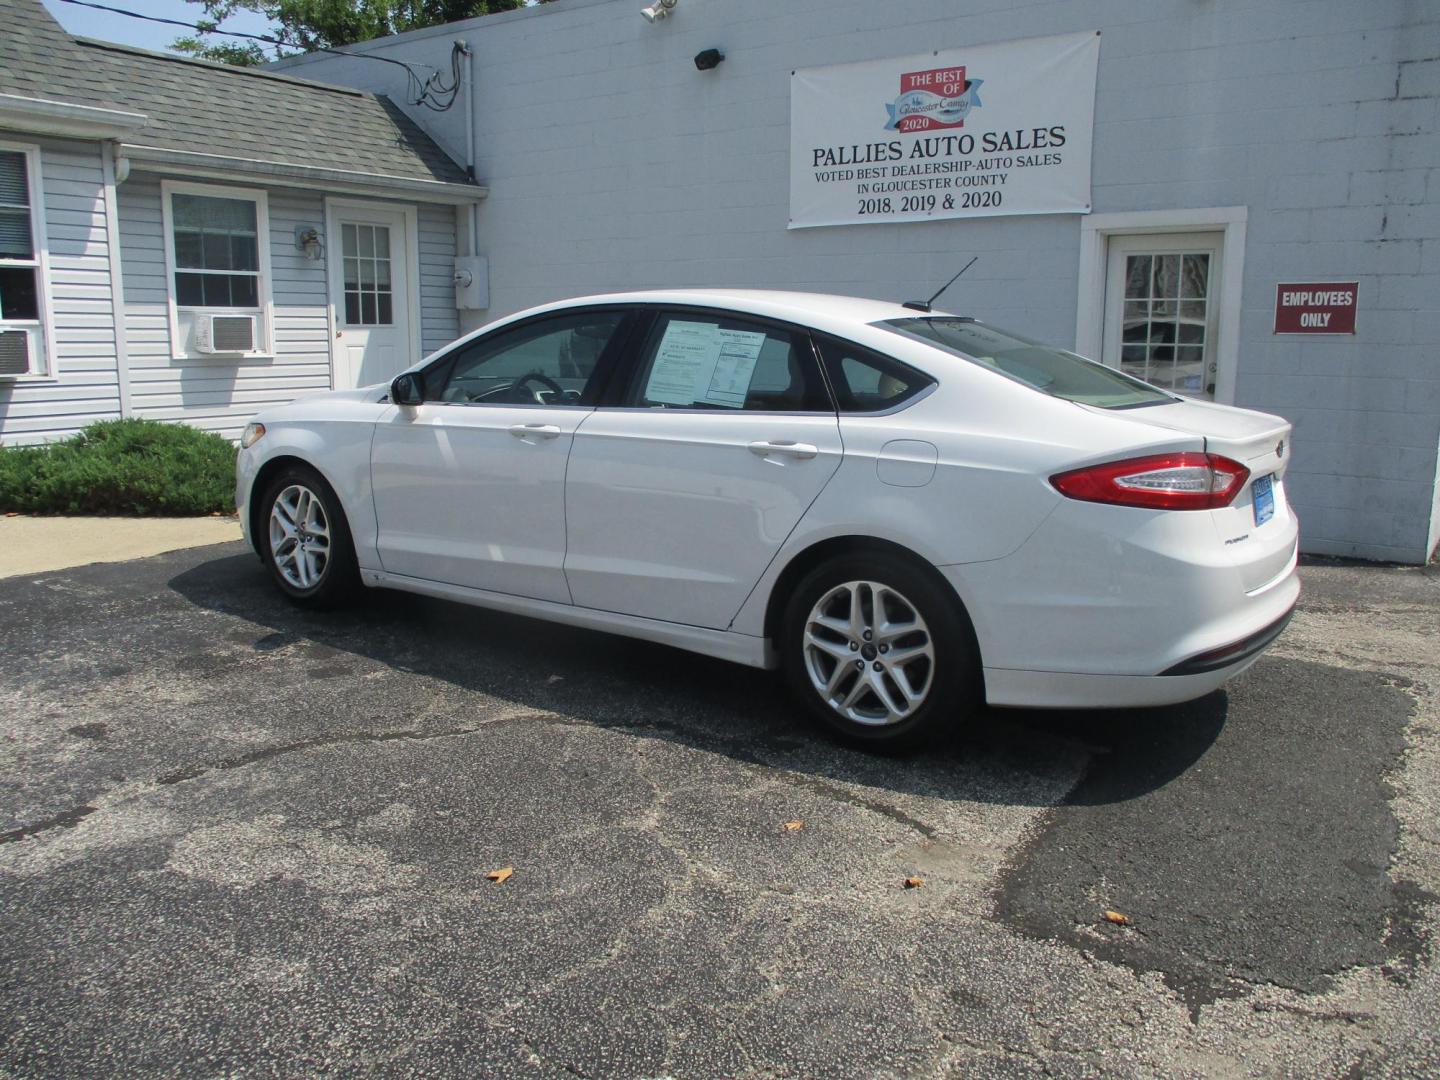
[802,580,936,726]
[269,483,332,590]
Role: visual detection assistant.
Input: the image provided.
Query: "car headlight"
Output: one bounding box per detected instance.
[241,421,267,449]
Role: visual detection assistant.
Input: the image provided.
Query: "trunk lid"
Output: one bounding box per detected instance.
[1080,398,1297,592]
[1079,397,1291,478]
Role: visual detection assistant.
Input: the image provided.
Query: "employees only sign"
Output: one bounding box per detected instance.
[789,31,1101,229]
[1274,282,1359,334]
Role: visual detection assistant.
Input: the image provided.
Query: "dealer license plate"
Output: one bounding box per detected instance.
[1253,474,1275,527]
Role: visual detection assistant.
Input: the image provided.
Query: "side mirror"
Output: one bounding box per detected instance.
[391,372,424,406]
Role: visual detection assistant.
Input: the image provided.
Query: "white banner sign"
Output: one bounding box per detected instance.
[789,32,1101,229]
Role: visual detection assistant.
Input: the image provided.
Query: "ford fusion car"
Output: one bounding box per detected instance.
[236,290,1298,749]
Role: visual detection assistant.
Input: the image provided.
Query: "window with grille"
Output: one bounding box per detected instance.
[170,193,261,308]
[0,146,46,377]
[1119,252,1213,394]
[341,223,394,326]
[164,182,271,359]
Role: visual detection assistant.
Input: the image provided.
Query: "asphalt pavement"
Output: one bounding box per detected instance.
[0,543,1437,1077]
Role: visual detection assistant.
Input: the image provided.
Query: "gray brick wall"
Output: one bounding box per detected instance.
[277,0,1440,562]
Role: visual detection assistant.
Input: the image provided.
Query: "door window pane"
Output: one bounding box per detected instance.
[340,222,393,327]
[438,310,627,404]
[1123,255,1150,299]
[629,313,829,412]
[1118,251,1213,394]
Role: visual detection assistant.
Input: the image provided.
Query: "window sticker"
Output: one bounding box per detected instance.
[644,320,768,408]
[701,329,766,407]
[645,320,719,405]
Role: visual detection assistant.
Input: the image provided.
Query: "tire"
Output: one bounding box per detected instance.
[780,552,980,752]
[258,463,359,608]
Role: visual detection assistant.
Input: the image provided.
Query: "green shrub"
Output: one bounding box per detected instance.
[0,419,237,515]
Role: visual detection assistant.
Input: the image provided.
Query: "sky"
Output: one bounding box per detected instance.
[40,0,281,56]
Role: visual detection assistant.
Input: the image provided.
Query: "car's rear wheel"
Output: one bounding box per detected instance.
[260,464,358,607]
[781,553,979,751]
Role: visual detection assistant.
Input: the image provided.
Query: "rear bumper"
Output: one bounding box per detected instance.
[1158,605,1295,676]
[940,495,1301,709]
[981,651,1266,709]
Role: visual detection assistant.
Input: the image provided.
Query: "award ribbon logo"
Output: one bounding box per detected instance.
[884,65,983,133]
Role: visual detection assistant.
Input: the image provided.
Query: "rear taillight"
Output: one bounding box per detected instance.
[1050,452,1250,511]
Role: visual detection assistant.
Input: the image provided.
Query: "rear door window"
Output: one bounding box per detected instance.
[813,335,934,413]
[624,311,832,412]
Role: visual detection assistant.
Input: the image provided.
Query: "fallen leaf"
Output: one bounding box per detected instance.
[782,820,804,832]
[903,876,924,889]
[1104,909,1130,925]
[486,867,514,884]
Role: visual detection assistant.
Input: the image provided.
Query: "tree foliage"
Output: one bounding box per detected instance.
[174,0,547,66]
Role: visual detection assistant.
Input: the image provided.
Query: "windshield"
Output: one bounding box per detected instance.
[880,318,1175,409]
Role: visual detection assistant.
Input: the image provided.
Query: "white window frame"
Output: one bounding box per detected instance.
[1075,207,1247,405]
[0,140,57,381]
[161,179,274,361]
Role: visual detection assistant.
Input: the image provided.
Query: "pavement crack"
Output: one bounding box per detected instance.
[0,804,97,844]
[775,772,938,839]
[154,716,555,786]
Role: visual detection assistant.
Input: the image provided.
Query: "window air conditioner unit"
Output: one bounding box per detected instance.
[194,314,257,354]
[0,329,30,376]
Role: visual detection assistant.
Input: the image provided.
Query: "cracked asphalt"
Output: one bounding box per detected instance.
[1,543,1438,1077]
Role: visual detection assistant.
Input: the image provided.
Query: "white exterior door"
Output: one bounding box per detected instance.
[1102,231,1223,400]
[328,203,415,390]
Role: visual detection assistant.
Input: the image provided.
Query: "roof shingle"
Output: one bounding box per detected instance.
[0,0,468,185]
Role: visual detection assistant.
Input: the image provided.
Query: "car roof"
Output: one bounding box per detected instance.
[523,289,955,334]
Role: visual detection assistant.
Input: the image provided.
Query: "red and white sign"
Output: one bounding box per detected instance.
[1274,282,1358,334]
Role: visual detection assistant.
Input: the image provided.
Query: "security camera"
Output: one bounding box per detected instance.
[641,0,676,22]
[694,48,724,71]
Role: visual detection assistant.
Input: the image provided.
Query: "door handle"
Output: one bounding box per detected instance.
[509,424,562,440]
[748,440,818,460]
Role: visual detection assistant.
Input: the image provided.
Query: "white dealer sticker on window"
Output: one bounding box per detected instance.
[645,321,766,408]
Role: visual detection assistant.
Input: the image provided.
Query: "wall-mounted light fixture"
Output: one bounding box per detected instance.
[694,48,724,71]
[295,226,323,261]
[641,0,676,23]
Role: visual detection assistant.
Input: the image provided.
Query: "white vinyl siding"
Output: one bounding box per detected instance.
[0,137,122,444]
[0,159,459,446]
[418,202,459,355]
[120,176,329,440]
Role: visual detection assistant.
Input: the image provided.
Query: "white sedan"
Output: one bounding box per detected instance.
[236,290,1298,749]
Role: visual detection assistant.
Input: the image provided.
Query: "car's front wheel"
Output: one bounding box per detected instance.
[780,553,979,751]
[259,464,358,607]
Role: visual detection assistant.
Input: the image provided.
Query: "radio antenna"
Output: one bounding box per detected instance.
[903,257,978,312]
